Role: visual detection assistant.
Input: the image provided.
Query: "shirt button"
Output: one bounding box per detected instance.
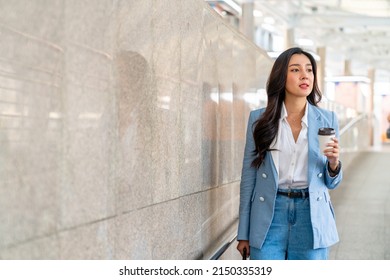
[317,196,322,201]
[317,173,323,178]
[259,197,265,202]
[262,173,267,178]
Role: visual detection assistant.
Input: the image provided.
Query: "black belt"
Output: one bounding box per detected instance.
[277,189,309,198]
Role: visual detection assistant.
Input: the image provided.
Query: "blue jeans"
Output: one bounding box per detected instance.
[250,190,328,260]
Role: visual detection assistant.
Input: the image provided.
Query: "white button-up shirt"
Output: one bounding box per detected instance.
[271,102,309,190]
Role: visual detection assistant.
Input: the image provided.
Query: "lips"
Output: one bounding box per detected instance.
[299,83,310,89]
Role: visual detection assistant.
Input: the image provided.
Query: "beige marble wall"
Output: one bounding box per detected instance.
[0,0,271,259]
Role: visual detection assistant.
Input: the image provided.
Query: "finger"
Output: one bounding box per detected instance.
[326,149,339,156]
[326,144,339,151]
[327,141,339,147]
[324,147,337,154]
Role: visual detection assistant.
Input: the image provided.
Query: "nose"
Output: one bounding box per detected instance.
[301,72,309,80]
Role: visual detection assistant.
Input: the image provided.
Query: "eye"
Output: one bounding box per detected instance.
[307,68,313,72]
[291,68,299,72]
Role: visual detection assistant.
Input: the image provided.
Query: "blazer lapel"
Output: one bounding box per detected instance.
[264,151,279,190]
[270,129,280,176]
[307,104,322,184]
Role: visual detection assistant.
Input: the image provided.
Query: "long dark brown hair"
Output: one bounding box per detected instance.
[251,47,322,168]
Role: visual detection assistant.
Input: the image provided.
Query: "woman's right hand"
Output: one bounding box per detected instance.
[237,240,250,259]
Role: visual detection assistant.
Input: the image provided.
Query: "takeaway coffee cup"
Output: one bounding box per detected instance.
[318,127,335,153]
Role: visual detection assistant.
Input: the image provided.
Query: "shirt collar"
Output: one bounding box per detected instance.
[302,102,309,127]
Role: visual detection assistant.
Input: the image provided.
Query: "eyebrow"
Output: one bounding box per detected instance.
[289,63,312,67]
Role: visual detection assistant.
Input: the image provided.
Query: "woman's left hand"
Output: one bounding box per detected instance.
[324,137,340,171]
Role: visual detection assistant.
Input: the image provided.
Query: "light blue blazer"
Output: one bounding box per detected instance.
[237,103,343,249]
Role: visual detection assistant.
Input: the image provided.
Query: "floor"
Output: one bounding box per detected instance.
[329,143,390,260]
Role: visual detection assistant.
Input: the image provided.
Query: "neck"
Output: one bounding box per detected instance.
[284,97,306,115]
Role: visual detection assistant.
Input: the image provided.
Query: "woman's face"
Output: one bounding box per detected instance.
[285,54,314,99]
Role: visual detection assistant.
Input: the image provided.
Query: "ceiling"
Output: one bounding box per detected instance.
[208,0,390,82]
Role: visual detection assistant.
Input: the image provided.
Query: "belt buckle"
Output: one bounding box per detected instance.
[287,191,292,198]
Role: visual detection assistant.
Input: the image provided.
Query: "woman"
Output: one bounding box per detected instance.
[236,47,343,260]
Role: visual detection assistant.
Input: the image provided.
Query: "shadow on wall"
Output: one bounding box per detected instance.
[114,51,156,214]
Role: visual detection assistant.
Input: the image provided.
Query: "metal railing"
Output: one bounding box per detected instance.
[339,113,368,136]
[209,233,238,260]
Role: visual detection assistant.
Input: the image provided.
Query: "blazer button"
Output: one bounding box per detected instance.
[262,173,267,178]
[317,173,323,178]
[259,197,265,202]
